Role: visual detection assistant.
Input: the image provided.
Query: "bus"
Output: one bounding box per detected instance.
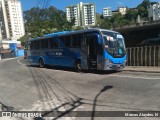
[25,28,127,71]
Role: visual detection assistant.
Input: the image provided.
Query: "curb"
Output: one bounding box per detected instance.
[123,69,160,73]
[124,66,160,73]
[0,57,19,62]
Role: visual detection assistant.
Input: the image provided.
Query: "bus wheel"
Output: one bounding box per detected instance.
[39,59,45,68]
[75,60,82,72]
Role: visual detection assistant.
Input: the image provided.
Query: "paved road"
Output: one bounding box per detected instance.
[0,58,160,120]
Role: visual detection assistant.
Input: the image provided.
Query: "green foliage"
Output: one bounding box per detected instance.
[110,13,129,27]
[137,0,151,18]
[23,0,153,35]
[124,10,138,22]
[99,18,111,29]
[96,0,153,29]
[24,6,75,38]
[73,26,84,30]
[17,35,29,46]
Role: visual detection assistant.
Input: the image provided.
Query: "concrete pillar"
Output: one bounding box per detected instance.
[141,47,143,66]
[153,46,156,66]
[144,47,147,66]
[137,47,139,66]
[149,47,151,66]
[133,48,135,66]
[158,46,160,66]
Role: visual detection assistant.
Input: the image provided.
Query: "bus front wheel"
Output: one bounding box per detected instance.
[75,60,82,72]
[39,58,45,68]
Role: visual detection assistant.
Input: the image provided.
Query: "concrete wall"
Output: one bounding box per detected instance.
[127,46,160,66]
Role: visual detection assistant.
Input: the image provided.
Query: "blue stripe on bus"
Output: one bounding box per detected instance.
[104,50,127,64]
[28,48,80,67]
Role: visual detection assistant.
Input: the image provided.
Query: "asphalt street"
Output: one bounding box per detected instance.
[0,58,160,120]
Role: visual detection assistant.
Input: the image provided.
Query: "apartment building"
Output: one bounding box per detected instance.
[0,0,25,41]
[112,7,128,15]
[148,2,160,21]
[66,2,96,27]
[66,4,80,26]
[103,7,112,18]
[118,7,127,15]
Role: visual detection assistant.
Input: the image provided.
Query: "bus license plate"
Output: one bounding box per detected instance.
[117,65,120,68]
[113,65,120,68]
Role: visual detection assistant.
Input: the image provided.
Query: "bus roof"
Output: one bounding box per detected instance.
[44,31,74,37]
[27,28,119,41]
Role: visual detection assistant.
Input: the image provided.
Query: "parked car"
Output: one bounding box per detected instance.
[139,37,160,46]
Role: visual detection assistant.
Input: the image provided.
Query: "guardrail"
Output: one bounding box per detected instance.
[127,46,160,66]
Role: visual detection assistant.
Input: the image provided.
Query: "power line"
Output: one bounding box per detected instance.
[36,0,52,9]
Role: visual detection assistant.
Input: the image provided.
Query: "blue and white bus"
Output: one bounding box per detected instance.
[25,28,127,71]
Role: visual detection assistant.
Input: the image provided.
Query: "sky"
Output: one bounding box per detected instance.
[21,0,160,13]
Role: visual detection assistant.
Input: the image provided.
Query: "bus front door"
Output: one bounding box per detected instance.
[97,34,103,70]
[80,33,103,70]
[80,36,88,70]
[85,33,103,70]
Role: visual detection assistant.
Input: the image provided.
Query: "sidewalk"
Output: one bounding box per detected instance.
[124,66,160,73]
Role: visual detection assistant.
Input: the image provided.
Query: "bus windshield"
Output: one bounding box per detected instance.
[102,31,126,57]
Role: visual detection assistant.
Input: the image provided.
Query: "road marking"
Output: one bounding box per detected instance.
[17,58,26,66]
[107,74,160,80]
[0,57,17,62]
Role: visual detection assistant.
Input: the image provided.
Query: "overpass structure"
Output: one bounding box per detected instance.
[113,21,160,47]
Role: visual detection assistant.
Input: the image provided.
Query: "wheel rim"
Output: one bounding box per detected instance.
[77,63,81,69]
[76,61,81,71]
[40,59,44,67]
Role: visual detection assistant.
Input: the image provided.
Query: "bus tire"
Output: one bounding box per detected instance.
[75,60,82,72]
[39,58,45,68]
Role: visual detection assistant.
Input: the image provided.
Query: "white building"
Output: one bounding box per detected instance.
[103,7,112,18]
[0,40,20,49]
[66,5,80,26]
[66,2,96,27]
[148,2,160,21]
[118,7,127,15]
[0,0,25,41]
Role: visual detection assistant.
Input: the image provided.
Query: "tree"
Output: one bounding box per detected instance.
[23,6,71,38]
[17,35,29,46]
[110,13,129,27]
[137,0,150,18]
[99,18,111,29]
[124,10,138,21]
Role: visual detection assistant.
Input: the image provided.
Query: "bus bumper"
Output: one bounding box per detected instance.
[103,62,126,71]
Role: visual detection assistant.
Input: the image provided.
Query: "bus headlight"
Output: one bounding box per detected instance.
[106,59,112,63]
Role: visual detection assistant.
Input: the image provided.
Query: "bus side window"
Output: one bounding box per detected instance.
[72,35,80,48]
[33,41,38,50]
[54,37,59,48]
[65,36,72,47]
[41,39,45,49]
[59,36,65,48]
[49,38,54,49]
[28,42,31,50]
[33,41,36,50]
[37,40,40,50]
[49,37,59,48]
[79,34,86,52]
[44,39,49,49]
[30,41,34,50]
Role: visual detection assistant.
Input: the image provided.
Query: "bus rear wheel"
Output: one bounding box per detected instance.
[39,59,45,68]
[75,60,82,72]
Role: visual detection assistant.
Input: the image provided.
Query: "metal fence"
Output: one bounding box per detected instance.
[126,46,160,66]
